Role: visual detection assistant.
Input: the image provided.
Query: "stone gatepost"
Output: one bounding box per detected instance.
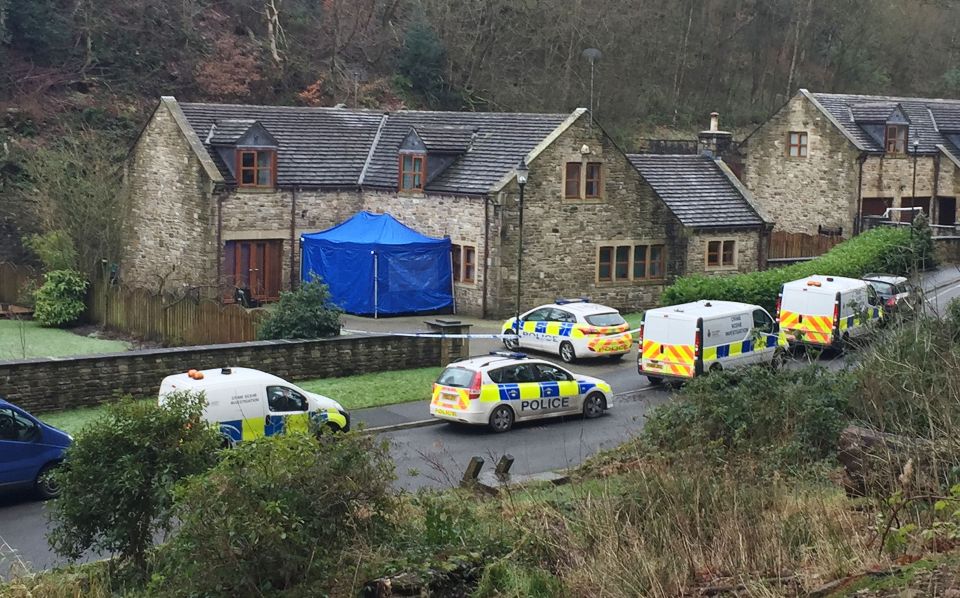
[424,319,472,365]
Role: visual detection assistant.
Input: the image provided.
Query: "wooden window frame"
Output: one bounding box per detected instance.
[787,131,808,158]
[224,239,284,301]
[597,242,666,284]
[451,243,477,285]
[236,148,277,188]
[885,125,908,155]
[398,153,427,192]
[705,239,737,270]
[564,162,582,199]
[585,162,603,198]
[565,160,604,200]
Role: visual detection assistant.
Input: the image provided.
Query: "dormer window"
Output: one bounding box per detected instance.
[399,153,426,192]
[237,149,276,188]
[885,125,908,154]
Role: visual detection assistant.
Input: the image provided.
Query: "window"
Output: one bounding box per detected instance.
[451,244,477,284]
[535,363,573,382]
[0,407,39,442]
[548,309,577,323]
[885,125,907,154]
[266,386,308,412]
[585,162,602,197]
[399,153,426,191]
[523,308,552,322]
[752,309,774,334]
[706,239,737,269]
[565,161,603,200]
[224,239,283,301]
[237,149,276,188]
[597,243,666,283]
[787,132,808,158]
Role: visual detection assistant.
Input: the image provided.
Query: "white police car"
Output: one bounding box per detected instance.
[430,352,613,432]
[501,299,633,363]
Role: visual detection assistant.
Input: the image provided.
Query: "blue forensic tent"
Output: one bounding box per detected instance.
[300,211,453,316]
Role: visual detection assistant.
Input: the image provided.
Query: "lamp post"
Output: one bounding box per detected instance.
[911,139,919,206]
[514,158,529,345]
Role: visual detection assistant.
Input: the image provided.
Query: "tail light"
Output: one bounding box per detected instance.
[638,323,644,343]
[886,297,897,307]
[694,330,701,359]
[833,303,840,324]
[775,296,782,317]
[468,371,482,400]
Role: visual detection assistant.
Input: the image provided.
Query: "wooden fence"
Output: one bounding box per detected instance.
[0,262,40,304]
[88,281,266,346]
[768,231,844,260]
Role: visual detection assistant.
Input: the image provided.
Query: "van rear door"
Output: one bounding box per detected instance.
[780,287,836,346]
[640,312,698,378]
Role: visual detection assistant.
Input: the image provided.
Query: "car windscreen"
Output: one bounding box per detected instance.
[436,367,476,388]
[866,280,895,297]
[585,312,626,327]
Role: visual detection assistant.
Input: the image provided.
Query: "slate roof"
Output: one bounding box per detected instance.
[809,91,960,154]
[207,119,257,145]
[627,154,764,229]
[412,125,476,152]
[176,102,567,194]
[849,102,898,123]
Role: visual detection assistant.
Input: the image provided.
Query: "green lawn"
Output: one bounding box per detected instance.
[0,320,129,360]
[35,367,443,436]
[622,312,644,330]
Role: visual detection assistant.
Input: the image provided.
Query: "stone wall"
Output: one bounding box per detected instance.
[684,229,762,276]
[123,103,217,290]
[0,333,458,414]
[495,116,687,316]
[741,93,862,236]
[860,153,958,226]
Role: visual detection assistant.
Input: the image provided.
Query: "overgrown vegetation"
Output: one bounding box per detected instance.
[662,226,923,312]
[257,277,342,340]
[48,392,220,575]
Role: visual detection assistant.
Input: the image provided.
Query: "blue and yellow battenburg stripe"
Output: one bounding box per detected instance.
[432,380,610,410]
[702,334,780,361]
[838,307,882,331]
[218,409,346,443]
[501,318,630,340]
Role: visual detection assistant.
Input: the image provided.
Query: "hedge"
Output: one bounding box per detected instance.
[660,226,920,313]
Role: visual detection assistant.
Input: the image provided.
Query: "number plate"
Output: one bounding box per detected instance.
[435,408,456,416]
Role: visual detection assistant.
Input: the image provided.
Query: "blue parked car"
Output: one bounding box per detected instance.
[0,398,72,499]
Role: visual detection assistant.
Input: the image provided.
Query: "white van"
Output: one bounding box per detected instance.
[638,300,785,384]
[158,367,349,446]
[777,275,882,348]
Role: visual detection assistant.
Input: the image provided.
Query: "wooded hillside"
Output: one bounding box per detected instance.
[2,0,960,263]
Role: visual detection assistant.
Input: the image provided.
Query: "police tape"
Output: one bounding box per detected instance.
[340,327,644,340]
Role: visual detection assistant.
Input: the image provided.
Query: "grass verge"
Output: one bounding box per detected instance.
[0,320,128,360]
[35,367,442,435]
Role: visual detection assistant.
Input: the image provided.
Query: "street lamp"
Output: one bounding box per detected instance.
[911,139,920,203]
[513,158,529,347]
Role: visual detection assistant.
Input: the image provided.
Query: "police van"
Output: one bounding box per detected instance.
[501,299,633,363]
[777,275,882,348]
[638,300,785,384]
[430,352,613,432]
[158,367,349,446]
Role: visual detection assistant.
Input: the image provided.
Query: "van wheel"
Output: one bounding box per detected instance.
[646,376,663,385]
[770,349,786,371]
[583,393,605,419]
[708,363,723,374]
[35,464,61,500]
[559,342,576,363]
[488,405,515,433]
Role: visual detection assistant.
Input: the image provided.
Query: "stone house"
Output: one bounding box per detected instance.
[123,97,766,317]
[741,89,960,239]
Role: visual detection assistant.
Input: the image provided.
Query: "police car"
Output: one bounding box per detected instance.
[429,352,613,432]
[501,299,633,363]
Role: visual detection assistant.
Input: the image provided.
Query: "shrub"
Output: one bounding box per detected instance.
[642,366,852,468]
[32,269,88,327]
[257,277,341,340]
[661,226,918,312]
[151,432,396,596]
[47,392,220,574]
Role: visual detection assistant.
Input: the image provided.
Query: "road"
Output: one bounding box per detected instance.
[4,268,960,576]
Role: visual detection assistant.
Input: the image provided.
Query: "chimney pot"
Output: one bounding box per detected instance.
[709,112,719,132]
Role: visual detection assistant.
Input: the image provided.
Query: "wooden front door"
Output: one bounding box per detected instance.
[224,240,283,301]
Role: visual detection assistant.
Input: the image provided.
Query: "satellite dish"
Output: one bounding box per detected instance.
[582,48,602,63]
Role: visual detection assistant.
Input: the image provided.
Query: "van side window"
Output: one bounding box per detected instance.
[866,286,880,306]
[752,309,774,334]
[266,386,308,412]
[0,407,39,442]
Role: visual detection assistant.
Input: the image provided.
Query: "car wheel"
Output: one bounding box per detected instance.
[34,463,61,500]
[559,342,576,363]
[646,376,663,385]
[503,328,520,351]
[488,405,515,433]
[582,393,605,419]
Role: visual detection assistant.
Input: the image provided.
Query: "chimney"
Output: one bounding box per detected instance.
[698,111,733,158]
